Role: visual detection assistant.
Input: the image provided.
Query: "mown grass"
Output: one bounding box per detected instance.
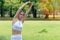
[0,21,60,40]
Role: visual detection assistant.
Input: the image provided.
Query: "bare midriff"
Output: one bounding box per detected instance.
[12,29,21,35]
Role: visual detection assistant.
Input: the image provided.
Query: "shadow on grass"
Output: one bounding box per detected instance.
[0,35,8,40]
[38,29,48,33]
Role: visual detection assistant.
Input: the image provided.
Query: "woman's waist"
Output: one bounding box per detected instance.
[11,34,22,38]
[12,29,22,35]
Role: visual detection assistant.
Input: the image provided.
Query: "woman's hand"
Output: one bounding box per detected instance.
[26,1,33,6]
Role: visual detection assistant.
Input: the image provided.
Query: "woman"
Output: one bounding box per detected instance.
[11,1,33,40]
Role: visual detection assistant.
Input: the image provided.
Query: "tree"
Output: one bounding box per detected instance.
[0,0,4,17]
[21,0,37,18]
[32,5,37,18]
[9,0,23,17]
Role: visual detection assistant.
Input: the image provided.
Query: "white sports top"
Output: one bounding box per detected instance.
[12,20,23,31]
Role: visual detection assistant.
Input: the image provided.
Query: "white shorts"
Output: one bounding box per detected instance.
[11,34,22,40]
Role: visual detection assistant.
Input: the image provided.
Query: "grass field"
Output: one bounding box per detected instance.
[0,21,60,40]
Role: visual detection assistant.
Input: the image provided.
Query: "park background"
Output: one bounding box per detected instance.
[0,0,60,20]
[0,0,60,40]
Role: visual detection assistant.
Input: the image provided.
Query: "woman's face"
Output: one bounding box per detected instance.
[18,11,25,20]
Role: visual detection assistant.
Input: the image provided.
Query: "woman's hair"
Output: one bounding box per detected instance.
[20,10,25,15]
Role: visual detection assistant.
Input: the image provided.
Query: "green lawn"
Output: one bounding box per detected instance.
[0,21,60,40]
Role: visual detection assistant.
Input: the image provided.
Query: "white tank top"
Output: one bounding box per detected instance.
[12,20,23,31]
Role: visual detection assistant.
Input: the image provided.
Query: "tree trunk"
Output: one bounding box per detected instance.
[9,6,13,17]
[0,1,4,17]
[45,14,49,19]
[32,5,37,18]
